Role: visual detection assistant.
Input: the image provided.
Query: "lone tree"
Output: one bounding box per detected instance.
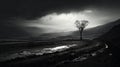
[75,20,89,40]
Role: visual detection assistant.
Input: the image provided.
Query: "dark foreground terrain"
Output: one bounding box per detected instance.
[0,39,109,67]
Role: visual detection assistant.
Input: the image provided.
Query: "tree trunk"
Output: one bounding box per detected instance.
[79,28,83,41]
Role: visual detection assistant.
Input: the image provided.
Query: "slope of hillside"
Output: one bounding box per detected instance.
[52,19,120,40]
[96,19,120,46]
[96,20,120,67]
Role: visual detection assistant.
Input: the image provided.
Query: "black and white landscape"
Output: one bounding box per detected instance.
[0,0,120,67]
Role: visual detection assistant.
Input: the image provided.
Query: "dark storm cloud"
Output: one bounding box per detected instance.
[15,0,120,19]
[0,0,120,20]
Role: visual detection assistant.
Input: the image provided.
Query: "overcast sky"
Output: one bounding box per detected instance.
[0,0,120,39]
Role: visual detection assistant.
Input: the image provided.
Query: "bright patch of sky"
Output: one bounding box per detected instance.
[25,9,119,34]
